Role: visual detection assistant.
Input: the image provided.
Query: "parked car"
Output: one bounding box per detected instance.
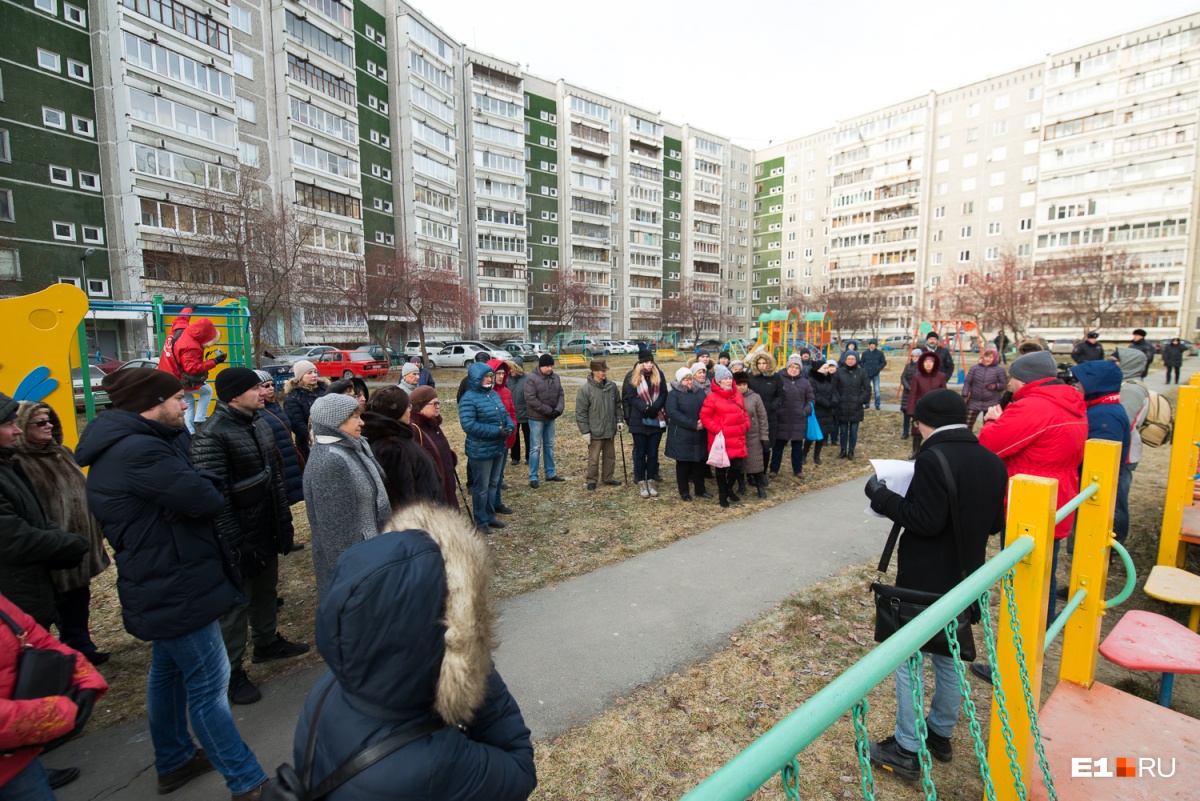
[603,340,638,355]
[695,339,723,353]
[554,337,602,357]
[501,342,542,363]
[1156,338,1200,356]
[277,345,337,365]
[881,335,912,352]
[72,367,111,410]
[1049,338,1076,356]
[80,354,125,374]
[403,340,447,360]
[428,343,508,368]
[314,350,389,380]
[355,344,402,365]
[113,357,160,372]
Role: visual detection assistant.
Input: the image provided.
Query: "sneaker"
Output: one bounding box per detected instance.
[529,480,539,489]
[648,483,658,497]
[969,662,993,684]
[640,482,650,498]
[488,520,507,529]
[228,668,262,705]
[47,768,80,790]
[869,736,920,781]
[923,720,953,763]
[547,476,566,482]
[157,749,213,794]
[494,504,514,515]
[251,634,310,664]
[587,482,597,491]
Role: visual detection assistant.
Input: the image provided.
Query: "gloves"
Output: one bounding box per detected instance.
[582,432,591,444]
[551,409,563,419]
[69,687,98,730]
[864,475,887,500]
[211,350,228,365]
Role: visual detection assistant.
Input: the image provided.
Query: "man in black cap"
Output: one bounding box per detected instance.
[1128,328,1154,378]
[190,368,307,705]
[524,353,565,487]
[862,389,1007,781]
[1071,332,1105,364]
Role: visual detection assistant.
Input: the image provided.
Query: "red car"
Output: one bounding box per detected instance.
[314,350,389,380]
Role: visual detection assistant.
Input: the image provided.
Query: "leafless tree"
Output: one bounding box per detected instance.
[940,250,1050,349]
[533,269,605,341]
[662,279,724,342]
[1038,245,1150,336]
[822,283,868,342]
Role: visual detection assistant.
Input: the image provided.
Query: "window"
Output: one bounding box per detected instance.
[985,246,999,260]
[958,250,971,263]
[931,252,943,265]
[236,97,256,122]
[119,0,231,53]
[961,201,975,214]
[0,130,8,162]
[233,51,254,78]
[961,177,976,192]
[987,222,1002,235]
[86,279,109,297]
[989,171,1006,187]
[967,102,980,118]
[49,165,72,186]
[934,206,945,219]
[0,190,12,222]
[371,164,380,176]
[123,32,233,101]
[1017,243,1031,256]
[1024,112,1041,129]
[229,5,251,33]
[79,172,99,191]
[1019,218,1033,231]
[72,116,94,137]
[937,135,950,149]
[966,127,978,143]
[42,107,66,129]
[993,120,1008,136]
[67,59,89,82]
[381,168,391,180]
[960,226,972,238]
[34,0,56,14]
[81,226,104,244]
[52,221,75,241]
[37,49,61,73]
[64,2,85,24]
[990,146,1007,161]
[962,153,978,168]
[0,249,18,280]
[238,140,259,166]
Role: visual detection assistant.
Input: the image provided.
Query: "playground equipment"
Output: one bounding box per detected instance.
[750,309,834,364]
[650,330,678,362]
[679,437,1198,800]
[546,331,594,368]
[1159,382,1200,568]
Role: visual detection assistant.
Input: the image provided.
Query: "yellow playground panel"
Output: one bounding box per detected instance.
[751,309,833,364]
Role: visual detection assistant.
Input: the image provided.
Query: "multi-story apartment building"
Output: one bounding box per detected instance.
[3,0,114,350]
[524,85,561,337]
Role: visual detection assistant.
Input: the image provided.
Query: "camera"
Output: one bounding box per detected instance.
[1056,362,1078,386]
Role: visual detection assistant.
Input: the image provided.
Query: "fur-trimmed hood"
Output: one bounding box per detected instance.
[15,401,63,448]
[316,503,495,725]
[283,375,329,397]
[748,348,777,377]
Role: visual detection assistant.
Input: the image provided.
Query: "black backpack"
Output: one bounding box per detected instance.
[264,683,445,801]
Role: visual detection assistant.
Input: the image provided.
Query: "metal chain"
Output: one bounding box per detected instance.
[1001,573,1058,801]
[780,756,802,801]
[946,594,999,801]
[906,655,937,801]
[978,583,1028,801]
[851,700,877,801]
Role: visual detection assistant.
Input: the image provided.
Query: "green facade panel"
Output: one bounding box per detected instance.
[662,135,682,298]
[354,0,395,253]
[524,91,559,334]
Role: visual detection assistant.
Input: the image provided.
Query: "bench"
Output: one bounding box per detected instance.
[1099,609,1200,707]
[655,349,677,361]
[1144,565,1200,631]
[556,354,589,368]
[1179,505,1200,547]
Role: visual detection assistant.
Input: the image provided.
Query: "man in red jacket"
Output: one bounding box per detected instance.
[159,315,226,433]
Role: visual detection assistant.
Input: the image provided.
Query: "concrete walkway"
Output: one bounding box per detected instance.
[51,353,1195,800]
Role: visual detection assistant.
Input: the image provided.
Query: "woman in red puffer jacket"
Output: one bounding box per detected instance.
[700,366,750,507]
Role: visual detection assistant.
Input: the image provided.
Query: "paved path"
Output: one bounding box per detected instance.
[50,353,1195,799]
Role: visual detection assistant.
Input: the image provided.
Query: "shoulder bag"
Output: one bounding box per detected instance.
[870,447,976,661]
[0,608,75,701]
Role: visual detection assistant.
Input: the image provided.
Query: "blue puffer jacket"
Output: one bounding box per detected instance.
[261,400,304,505]
[74,409,243,641]
[459,362,512,461]
[294,505,536,801]
[1071,360,1131,465]
[664,380,707,462]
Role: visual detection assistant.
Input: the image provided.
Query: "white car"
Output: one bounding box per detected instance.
[428,343,508,368]
[603,340,638,355]
[277,345,336,365]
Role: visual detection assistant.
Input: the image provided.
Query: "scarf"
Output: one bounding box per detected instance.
[1085,393,1122,408]
[636,369,666,427]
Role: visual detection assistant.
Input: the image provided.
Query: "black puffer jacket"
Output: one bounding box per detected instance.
[1162,341,1186,368]
[361,412,446,511]
[283,378,329,460]
[747,351,784,442]
[75,410,243,641]
[809,369,838,436]
[190,402,293,555]
[664,381,707,462]
[833,364,871,423]
[261,400,303,505]
[0,449,87,626]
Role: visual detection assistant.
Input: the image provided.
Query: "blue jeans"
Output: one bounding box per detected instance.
[631,428,663,482]
[1114,462,1136,544]
[493,456,507,510]
[0,759,55,801]
[871,374,882,408]
[146,620,267,795]
[837,420,859,453]
[469,455,503,527]
[183,383,213,434]
[893,651,961,753]
[528,420,557,480]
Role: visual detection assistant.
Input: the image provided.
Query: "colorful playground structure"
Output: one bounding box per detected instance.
[749,309,834,364]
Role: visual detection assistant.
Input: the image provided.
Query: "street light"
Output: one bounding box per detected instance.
[79,247,96,291]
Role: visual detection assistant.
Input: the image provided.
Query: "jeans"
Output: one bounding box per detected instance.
[631,428,664,482]
[218,554,279,668]
[870,373,882,408]
[902,413,912,438]
[1114,462,1136,544]
[1047,538,1063,622]
[510,422,530,463]
[146,620,267,795]
[0,759,55,801]
[1167,365,1180,383]
[528,420,557,480]
[893,651,961,753]
[469,455,504,527]
[493,458,507,510]
[837,420,859,453]
[182,383,213,434]
[54,585,98,656]
[769,439,804,474]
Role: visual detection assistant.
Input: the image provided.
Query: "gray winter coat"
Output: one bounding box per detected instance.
[576,376,620,440]
[508,373,528,423]
[524,370,564,422]
[1115,347,1149,465]
[303,428,392,596]
[742,390,770,474]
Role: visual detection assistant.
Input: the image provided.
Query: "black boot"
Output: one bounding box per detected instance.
[736,474,747,496]
[756,474,767,498]
[728,472,741,503]
[716,474,729,508]
[813,441,823,465]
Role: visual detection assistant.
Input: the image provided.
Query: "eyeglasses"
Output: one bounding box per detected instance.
[259,382,273,388]
[428,401,442,406]
[31,420,53,428]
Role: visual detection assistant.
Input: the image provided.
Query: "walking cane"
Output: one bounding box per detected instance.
[453,469,472,519]
[618,426,629,485]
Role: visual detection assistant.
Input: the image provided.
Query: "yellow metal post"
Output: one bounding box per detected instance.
[1059,440,1121,688]
[987,475,1056,801]
[1158,385,1200,568]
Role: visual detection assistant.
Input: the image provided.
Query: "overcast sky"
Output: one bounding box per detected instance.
[423,0,1197,149]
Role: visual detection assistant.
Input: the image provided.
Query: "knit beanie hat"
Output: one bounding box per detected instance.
[410,356,423,364]
[293,359,317,378]
[0,392,18,424]
[1008,350,1057,384]
[401,363,421,377]
[637,348,653,363]
[589,360,608,372]
[910,348,923,358]
[824,360,839,369]
[102,368,183,413]
[914,389,967,429]
[713,364,733,383]
[538,353,555,368]
[254,369,273,384]
[310,393,361,435]
[368,385,410,421]
[786,354,804,369]
[409,385,438,413]
[215,367,261,403]
[732,371,750,385]
[719,350,731,361]
[690,362,708,377]
[697,349,710,359]
[674,367,692,382]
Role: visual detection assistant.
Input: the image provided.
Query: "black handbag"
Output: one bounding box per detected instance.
[871,448,976,661]
[264,683,446,801]
[0,608,75,700]
[230,467,272,509]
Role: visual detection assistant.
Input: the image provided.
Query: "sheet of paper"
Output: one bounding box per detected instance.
[864,459,916,519]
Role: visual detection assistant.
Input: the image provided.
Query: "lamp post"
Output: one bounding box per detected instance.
[79,247,95,291]
[77,247,97,419]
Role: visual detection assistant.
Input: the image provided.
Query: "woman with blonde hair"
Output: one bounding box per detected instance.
[283,360,328,461]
